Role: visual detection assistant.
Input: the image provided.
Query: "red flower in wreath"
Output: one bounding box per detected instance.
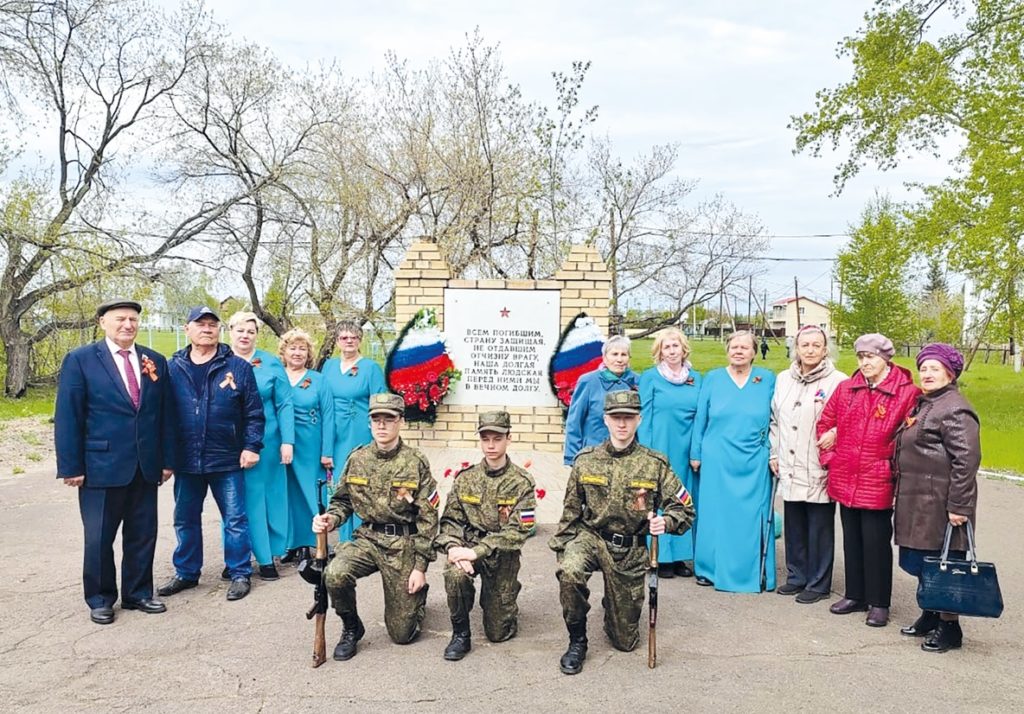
[428,384,442,401]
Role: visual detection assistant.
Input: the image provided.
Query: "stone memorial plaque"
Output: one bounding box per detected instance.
[444,289,560,407]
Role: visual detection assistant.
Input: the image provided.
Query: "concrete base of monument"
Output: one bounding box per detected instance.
[422,447,568,524]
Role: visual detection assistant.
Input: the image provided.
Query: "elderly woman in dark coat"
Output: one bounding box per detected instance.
[894,343,981,653]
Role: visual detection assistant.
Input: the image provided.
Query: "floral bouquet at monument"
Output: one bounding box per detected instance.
[386,307,461,423]
[548,312,604,417]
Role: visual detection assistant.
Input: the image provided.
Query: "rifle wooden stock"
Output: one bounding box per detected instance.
[648,535,658,669]
[312,530,328,668]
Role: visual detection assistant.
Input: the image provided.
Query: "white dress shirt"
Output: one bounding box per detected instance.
[105,338,141,396]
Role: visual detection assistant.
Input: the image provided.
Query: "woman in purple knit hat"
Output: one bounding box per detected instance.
[893,343,981,653]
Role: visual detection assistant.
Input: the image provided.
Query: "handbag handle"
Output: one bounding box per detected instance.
[939,520,979,575]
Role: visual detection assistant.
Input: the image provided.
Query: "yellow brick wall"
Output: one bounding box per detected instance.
[394,240,610,451]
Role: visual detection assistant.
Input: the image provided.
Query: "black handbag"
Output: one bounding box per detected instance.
[917,521,1004,618]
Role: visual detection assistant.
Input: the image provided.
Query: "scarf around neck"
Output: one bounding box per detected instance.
[657,360,692,385]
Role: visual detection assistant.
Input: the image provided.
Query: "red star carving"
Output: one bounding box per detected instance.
[500,307,510,317]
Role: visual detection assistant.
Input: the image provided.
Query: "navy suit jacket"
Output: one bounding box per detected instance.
[54,341,176,486]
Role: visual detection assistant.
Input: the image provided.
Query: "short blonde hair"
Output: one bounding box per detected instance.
[227,311,260,331]
[651,327,690,364]
[725,330,757,351]
[278,328,315,368]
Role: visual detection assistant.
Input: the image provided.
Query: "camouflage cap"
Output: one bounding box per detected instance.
[604,390,641,415]
[477,410,512,434]
[368,392,405,417]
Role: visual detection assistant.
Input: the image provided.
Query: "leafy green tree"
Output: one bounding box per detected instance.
[834,197,916,344]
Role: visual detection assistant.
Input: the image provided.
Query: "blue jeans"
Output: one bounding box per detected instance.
[172,470,252,580]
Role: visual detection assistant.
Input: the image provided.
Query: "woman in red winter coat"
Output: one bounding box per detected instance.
[816,333,920,628]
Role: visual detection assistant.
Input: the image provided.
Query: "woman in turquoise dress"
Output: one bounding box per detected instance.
[228,312,295,581]
[321,320,386,542]
[638,327,702,578]
[689,331,777,593]
[279,328,334,562]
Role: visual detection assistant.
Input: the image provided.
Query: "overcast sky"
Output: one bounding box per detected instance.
[191,0,950,305]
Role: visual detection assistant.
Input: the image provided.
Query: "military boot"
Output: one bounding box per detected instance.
[559,622,588,675]
[443,617,472,661]
[332,613,365,661]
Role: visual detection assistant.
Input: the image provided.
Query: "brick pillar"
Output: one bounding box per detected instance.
[555,243,611,333]
[394,240,452,330]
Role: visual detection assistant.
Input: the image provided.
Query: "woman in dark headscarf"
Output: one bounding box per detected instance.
[894,343,981,653]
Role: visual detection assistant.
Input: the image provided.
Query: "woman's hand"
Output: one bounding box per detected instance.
[690,460,701,472]
[280,444,294,465]
[948,512,968,527]
[816,428,837,450]
[768,457,779,476]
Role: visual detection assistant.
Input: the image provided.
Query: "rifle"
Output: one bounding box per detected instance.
[648,534,658,669]
[299,476,330,668]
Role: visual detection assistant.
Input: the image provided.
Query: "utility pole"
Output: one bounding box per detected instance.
[719,267,725,342]
[763,290,768,336]
[793,276,802,334]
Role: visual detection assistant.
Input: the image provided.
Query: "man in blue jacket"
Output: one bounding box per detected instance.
[157,306,265,602]
[55,299,176,625]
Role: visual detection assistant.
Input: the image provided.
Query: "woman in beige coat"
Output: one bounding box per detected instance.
[769,326,847,604]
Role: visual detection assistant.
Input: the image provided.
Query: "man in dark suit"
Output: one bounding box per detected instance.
[55,299,176,625]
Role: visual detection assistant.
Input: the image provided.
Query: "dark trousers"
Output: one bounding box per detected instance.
[78,469,158,609]
[782,501,835,594]
[839,505,893,607]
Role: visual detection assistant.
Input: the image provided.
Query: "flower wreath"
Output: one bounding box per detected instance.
[385,307,461,423]
[548,312,605,418]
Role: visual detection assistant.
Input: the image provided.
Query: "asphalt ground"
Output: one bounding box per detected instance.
[0,453,1019,713]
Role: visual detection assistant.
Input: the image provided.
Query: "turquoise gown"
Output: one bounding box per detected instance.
[321,356,386,541]
[244,349,295,566]
[638,367,702,564]
[690,366,777,593]
[285,368,334,551]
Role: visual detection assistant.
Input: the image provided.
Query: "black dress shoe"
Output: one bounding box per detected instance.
[674,562,694,578]
[695,576,713,587]
[657,564,676,578]
[90,607,115,625]
[829,597,868,615]
[157,576,198,597]
[795,590,829,604]
[280,549,299,564]
[227,577,251,601]
[221,567,231,582]
[122,598,167,614]
[776,583,804,596]
[901,610,940,637]
[258,564,279,581]
[865,606,889,627]
[921,619,963,653]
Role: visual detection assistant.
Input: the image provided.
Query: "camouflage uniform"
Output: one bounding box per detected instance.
[549,391,694,654]
[435,412,536,643]
[324,394,439,646]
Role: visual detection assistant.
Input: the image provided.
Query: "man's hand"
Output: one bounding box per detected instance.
[648,511,666,536]
[63,476,85,487]
[447,546,478,575]
[160,469,174,485]
[948,512,968,527]
[816,428,837,450]
[321,457,334,470]
[407,568,426,594]
[240,450,260,469]
[280,444,294,465]
[768,457,779,476]
[312,513,337,534]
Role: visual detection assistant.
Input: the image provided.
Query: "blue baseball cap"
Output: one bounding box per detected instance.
[186,306,220,323]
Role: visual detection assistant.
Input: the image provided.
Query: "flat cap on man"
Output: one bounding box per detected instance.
[96,299,142,318]
[186,305,220,323]
[368,392,405,417]
[477,410,512,434]
[604,390,641,415]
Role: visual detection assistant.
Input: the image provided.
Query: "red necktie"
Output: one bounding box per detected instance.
[118,349,141,409]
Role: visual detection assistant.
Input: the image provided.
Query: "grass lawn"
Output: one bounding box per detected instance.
[2,334,1021,473]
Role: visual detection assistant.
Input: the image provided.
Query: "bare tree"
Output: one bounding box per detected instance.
[0,0,267,396]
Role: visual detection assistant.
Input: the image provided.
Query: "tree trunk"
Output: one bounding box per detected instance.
[1,322,32,398]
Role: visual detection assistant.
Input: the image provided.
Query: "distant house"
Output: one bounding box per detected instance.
[770,297,832,338]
